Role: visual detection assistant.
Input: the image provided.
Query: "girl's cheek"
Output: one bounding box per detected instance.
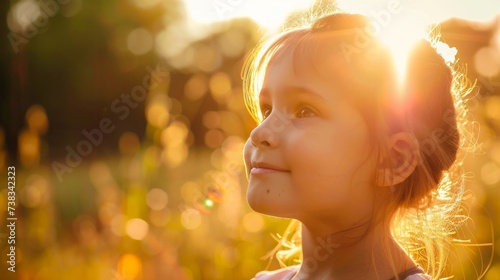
[243,138,254,172]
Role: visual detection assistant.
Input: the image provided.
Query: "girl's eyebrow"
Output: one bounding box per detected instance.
[259,86,327,102]
[288,87,327,102]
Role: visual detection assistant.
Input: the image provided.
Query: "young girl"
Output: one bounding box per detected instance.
[242,12,474,279]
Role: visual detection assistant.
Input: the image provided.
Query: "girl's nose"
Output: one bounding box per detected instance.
[249,119,279,149]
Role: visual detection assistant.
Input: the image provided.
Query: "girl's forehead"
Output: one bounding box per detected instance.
[263,34,357,91]
[255,30,393,109]
[270,32,348,70]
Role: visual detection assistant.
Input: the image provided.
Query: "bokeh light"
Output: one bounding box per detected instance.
[481,161,500,186]
[204,129,225,148]
[184,74,208,101]
[7,0,41,33]
[146,188,169,210]
[216,28,246,58]
[209,72,232,103]
[181,208,201,230]
[119,131,141,155]
[18,129,40,167]
[146,95,170,128]
[474,46,500,77]
[127,28,154,55]
[26,105,48,134]
[20,174,50,208]
[126,218,150,240]
[194,44,222,72]
[118,254,143,280]
[161,121,188,147]
[484,95,500,122]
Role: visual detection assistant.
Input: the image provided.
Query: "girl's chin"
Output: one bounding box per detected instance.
[247,190,294,218]
[246,192,271,213]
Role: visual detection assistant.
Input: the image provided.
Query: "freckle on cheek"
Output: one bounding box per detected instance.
[266,189,270,194]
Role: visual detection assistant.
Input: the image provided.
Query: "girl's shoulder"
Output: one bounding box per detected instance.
[251,265,299,280]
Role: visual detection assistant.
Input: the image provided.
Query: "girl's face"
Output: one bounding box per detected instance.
[244,52,380,231]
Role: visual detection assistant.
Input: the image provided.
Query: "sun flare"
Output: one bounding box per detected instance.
[182,0,497,88]
[374,17,428,85]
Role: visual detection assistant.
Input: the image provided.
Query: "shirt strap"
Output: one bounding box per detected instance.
[388,266,425,280]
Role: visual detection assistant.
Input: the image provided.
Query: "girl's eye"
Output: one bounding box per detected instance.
[296,107,316,118]
[261,107,272,119]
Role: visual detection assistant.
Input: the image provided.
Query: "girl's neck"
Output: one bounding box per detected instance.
[295,222,416,280]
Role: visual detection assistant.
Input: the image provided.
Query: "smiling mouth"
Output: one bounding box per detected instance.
[250,162,290,175]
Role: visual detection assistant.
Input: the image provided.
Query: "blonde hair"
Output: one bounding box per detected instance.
[242,12,480,279]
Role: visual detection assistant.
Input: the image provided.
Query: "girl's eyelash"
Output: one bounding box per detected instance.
[295,105,317,118]
[260,105,272,119]
[260,105,317,120]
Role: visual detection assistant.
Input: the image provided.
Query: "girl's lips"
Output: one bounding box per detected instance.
[250,162,290,174]
[250,167,287,174]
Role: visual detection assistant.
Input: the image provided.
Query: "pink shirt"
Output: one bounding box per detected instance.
[252,266,432,280]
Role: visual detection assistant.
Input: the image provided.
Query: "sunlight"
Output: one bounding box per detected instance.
[336,0,430,85]
[183,0,500,30]
[182,0,499,84]
[335,0,500,75]
[182,0,499,81]
[336,0,500,23]
[183,0,315,29]
[334,0,498,90]
[376,16,427,85]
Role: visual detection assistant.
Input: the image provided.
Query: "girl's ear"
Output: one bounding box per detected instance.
[376,132,421,187]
